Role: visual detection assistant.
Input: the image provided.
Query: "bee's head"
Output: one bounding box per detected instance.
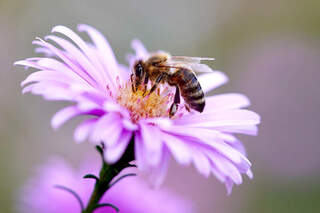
[133,60,145,90]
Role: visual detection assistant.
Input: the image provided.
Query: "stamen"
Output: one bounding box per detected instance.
[106,85,113,97]
[116,81,173,123]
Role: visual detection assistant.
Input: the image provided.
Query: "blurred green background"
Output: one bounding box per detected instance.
[1,0,320,212]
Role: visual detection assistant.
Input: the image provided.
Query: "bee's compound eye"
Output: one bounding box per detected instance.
[135,63,143,77]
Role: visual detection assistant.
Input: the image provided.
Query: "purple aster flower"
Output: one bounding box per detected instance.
[15,25,260,194]
[19,157,193,213]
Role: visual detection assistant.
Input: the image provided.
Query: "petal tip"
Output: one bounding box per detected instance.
[13,60,22,66]
[247,169,254,179]
[77,24,89,32]
[51,25,65,33]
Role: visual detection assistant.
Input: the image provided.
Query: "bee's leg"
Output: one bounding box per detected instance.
[142,72,149,96]
[185,104,191,112]
[148,73,165,95]
[130,74,135,92]
[169,86,181,117]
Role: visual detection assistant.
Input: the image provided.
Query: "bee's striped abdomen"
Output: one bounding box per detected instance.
[170,68,205,112]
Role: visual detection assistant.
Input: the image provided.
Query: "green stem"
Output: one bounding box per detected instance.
[82,138,135,213]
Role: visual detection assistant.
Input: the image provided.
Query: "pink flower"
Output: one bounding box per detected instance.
[19,158,193,213]
[15,25,260,194]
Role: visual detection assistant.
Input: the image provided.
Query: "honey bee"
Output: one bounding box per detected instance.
[131,52,215,117]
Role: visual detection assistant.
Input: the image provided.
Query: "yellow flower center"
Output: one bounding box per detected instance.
[116,82,172,123]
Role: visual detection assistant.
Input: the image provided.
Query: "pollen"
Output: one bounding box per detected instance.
[116,82,172,123]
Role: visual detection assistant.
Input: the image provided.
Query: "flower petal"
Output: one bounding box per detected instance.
[163,126,246,164]
[74,118,97,143]
[14,59,44,70]
[90,113,123,146]
[21,70,77,87]
[140,123,163,166]
[23,81,72,100]
[32,39,98,88]
[45,35,106,87]
[247,169,254,179]
[78,24,121,86]
[191,147,211,177]
[147,148,170,187]
[206,151,243,185]
[161,133,191,165]
[225,178,234,195]
[175,109,260,129]
[220,134,247,155]
[204,93,250,112]
[104,130,132,164]
[134,132,147,170]
[51,106,81,130]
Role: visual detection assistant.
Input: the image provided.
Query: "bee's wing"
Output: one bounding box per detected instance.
[167,56,215,73]
[189,63,214,73]
[170,56,215,63]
